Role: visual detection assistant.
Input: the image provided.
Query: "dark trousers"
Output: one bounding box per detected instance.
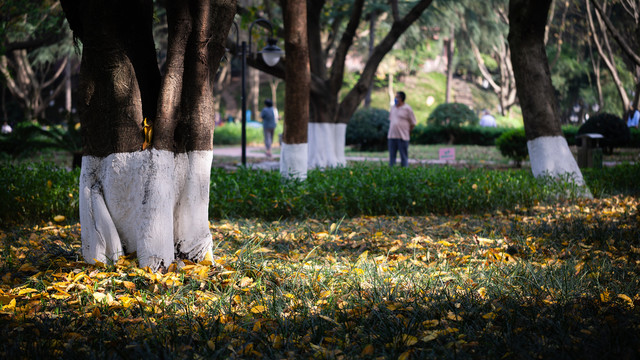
[388,138,409,167]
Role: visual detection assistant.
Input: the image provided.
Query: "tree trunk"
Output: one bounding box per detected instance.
[364,11,378,108]
[586,0,630,112]
[61,0,236,270]
[508,0,590,195]
[252,0,433,169]
[445,26,455,104]
[280,0,310,179]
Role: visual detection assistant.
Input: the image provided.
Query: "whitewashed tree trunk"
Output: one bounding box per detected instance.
[62,0,236,271]
[79,150,213,269]
[509,0,591,198]
[307,123,347,168]
[280,142,308,179]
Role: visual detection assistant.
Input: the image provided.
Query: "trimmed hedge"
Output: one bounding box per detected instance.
[496,128,528,167]
[412,125,505,146]
[2,161,639,225]
[346,108,390,151]
[411,124,640,148]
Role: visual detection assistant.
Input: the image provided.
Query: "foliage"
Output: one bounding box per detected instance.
[577,113,631,154]
[412,124,505,145]
[427,102,479,127]
[0,121,82,163]
[345,108,390,151]
[0,162,79,227]
[5,161,640,225]
[495,128,528,167]
[0,122,50,157]
[1,195,639,358]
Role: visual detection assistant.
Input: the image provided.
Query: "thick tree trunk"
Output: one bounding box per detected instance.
[508,0,589,194]
[62,0,236,270]
[280,0,310,179]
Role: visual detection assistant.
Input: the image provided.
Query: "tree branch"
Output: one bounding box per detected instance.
[590,0,640,66]
[337,0,434,122]
[328,0,365,94]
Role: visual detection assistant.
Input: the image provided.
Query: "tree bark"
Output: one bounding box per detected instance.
[62,0,236,270]
[280,0,310,179]
[509,0,589,194]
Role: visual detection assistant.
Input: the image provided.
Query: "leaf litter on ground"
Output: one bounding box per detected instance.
[1,195,639,359]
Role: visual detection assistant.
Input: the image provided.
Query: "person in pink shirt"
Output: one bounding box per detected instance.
[387,91,417,167]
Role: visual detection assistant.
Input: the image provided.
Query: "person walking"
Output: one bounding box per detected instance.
[260,99,277,157]
[388,91,417,167]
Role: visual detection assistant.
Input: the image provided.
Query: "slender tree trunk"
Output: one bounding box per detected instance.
[364,11,377,108]
[280,0,310,179]
[445,26,455,104]
[509,0,590,195]
[586,0,630,112]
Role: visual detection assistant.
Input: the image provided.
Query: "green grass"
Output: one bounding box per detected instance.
[346,144,513,165]
[2,160,639,226]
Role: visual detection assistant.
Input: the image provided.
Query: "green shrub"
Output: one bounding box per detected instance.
[0,122,51,158]
[562,125,579,146]
[412,125,506,145]
[0,162,80,226]
[495,128,528,167]
[427,103,479,127]
[426,103,478,144]
[577,113,630,154]
[631,128,640,148]
[346,108,390,151]
[2,162,638,225]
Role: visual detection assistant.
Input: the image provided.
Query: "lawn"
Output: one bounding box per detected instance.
[1,162,639,358]
[346,144,640,167]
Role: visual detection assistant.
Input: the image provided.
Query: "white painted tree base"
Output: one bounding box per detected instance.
[279,142,308,180]
[79,149,213,270]
[308,123,347,169]
[527,136,592,198]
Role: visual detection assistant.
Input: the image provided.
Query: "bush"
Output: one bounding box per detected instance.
[577,113,630,154]
[426,103,478,144]
[427,103,479,127]
[412,125,506,145]
[2,161,639,225]
[495,128,528,167]
[346,108,390,151]
[0,162,80,226]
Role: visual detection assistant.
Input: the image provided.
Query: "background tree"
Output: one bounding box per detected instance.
[61,0,236,270]
[459,0,517,116]
[509,0,589,195]
[279,0,310,178]
[0,0,75,122]
[589,0,640,113]
[252,0,433,168]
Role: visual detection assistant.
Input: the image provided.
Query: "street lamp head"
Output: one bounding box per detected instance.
[260,38,283,67]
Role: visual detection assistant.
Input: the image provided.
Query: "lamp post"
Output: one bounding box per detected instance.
[231,19,283,166]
